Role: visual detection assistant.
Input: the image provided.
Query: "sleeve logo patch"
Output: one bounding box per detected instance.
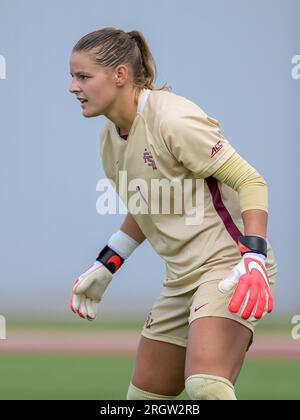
[211,140,223,158]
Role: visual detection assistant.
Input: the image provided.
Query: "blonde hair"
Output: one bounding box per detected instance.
[72,27,171,94]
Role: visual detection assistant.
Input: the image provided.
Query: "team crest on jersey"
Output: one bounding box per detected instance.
[143,148,157,170]
[211,140,223,158]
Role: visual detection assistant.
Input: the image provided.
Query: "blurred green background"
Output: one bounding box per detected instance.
[1,316,299,400]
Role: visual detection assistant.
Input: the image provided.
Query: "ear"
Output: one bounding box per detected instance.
[114,64,129,86]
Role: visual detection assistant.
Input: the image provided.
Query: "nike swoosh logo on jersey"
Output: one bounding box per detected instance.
[248,260,269,286]
[194,303,208,312]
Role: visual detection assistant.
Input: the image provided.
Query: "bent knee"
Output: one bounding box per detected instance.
[126,382,179,400]
[185,374,237,400]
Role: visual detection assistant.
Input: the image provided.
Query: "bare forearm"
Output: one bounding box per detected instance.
[242,209,268,238]
[120,213,146,244]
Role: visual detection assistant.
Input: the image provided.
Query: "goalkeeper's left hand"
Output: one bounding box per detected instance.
[218,248,273,320]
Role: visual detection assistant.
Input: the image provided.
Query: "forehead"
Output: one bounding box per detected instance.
[70,51,103,73]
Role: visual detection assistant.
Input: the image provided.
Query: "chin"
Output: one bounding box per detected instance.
[82,112,93,118]
[82,108,104,118]
[82,111,98,118]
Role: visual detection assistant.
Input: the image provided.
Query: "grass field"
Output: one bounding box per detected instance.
[0,317,299,400]
[5,315,293,333]
[0,355,299,400]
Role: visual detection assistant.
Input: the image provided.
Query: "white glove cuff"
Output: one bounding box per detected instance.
[243,252,266,262]
[108,230,140,259]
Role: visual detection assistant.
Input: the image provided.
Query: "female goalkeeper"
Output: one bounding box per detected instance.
[69,28,277,400]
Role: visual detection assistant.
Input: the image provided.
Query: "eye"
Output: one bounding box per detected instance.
[78,75,89,80]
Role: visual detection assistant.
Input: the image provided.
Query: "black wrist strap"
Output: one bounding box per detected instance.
[238,235,267,258]
[96,245,124,274]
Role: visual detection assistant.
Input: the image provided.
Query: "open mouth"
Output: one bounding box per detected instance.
[77,98,88,104]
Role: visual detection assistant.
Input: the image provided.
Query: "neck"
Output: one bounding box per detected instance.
[105,86,142,134]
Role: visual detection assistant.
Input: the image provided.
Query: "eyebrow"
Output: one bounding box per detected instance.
[70,71,92,76]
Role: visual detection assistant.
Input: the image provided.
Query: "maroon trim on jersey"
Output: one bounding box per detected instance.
[206,176,242,243]
[117,127,128,140]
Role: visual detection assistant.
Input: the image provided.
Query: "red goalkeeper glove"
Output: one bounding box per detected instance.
[218,236,273,320]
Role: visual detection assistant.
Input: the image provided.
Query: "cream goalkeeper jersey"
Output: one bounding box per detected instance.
[100,89,277,296]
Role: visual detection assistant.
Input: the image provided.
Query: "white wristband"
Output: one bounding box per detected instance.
[108,230,140,259]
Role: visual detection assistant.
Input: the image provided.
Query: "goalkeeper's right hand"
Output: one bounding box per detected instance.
[70,230,139,320]
[70,261,113,320]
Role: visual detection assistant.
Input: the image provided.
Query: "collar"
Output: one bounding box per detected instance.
[137,88,151,114]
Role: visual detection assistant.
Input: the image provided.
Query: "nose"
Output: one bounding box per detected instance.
[68,78,81,94]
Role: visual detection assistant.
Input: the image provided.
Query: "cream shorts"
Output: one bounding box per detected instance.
[141,272,276,350]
